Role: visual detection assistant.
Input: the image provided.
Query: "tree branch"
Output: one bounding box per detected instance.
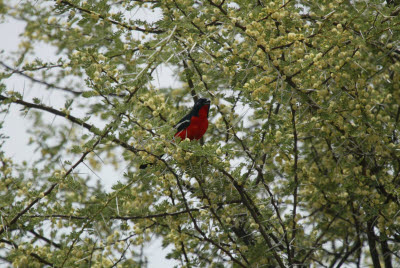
[367,219,381,268]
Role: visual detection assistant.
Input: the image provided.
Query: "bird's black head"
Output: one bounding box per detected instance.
[192,98,211,117]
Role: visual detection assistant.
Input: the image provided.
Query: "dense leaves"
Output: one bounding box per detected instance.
[1,0,400,267]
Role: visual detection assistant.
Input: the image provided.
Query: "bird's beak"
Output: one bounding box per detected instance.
[205,99,211,105]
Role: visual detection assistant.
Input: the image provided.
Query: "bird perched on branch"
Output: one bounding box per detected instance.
[140,98,211,169]
[173,98,211,141]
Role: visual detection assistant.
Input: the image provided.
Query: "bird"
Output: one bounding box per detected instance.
[139,98,211,169]
[173,98,211,141]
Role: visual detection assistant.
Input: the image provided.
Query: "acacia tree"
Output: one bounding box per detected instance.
[1,0,400,267]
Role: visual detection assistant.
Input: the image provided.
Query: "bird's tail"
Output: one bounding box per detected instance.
[139,154,165,169]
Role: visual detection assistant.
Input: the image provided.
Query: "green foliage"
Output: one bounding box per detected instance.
[1,0,400,267]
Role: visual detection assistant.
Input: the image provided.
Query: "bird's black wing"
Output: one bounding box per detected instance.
[174,113,192,132]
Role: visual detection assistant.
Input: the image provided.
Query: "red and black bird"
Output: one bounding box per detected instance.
[140,98,211,169]
[173,98,211,141]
